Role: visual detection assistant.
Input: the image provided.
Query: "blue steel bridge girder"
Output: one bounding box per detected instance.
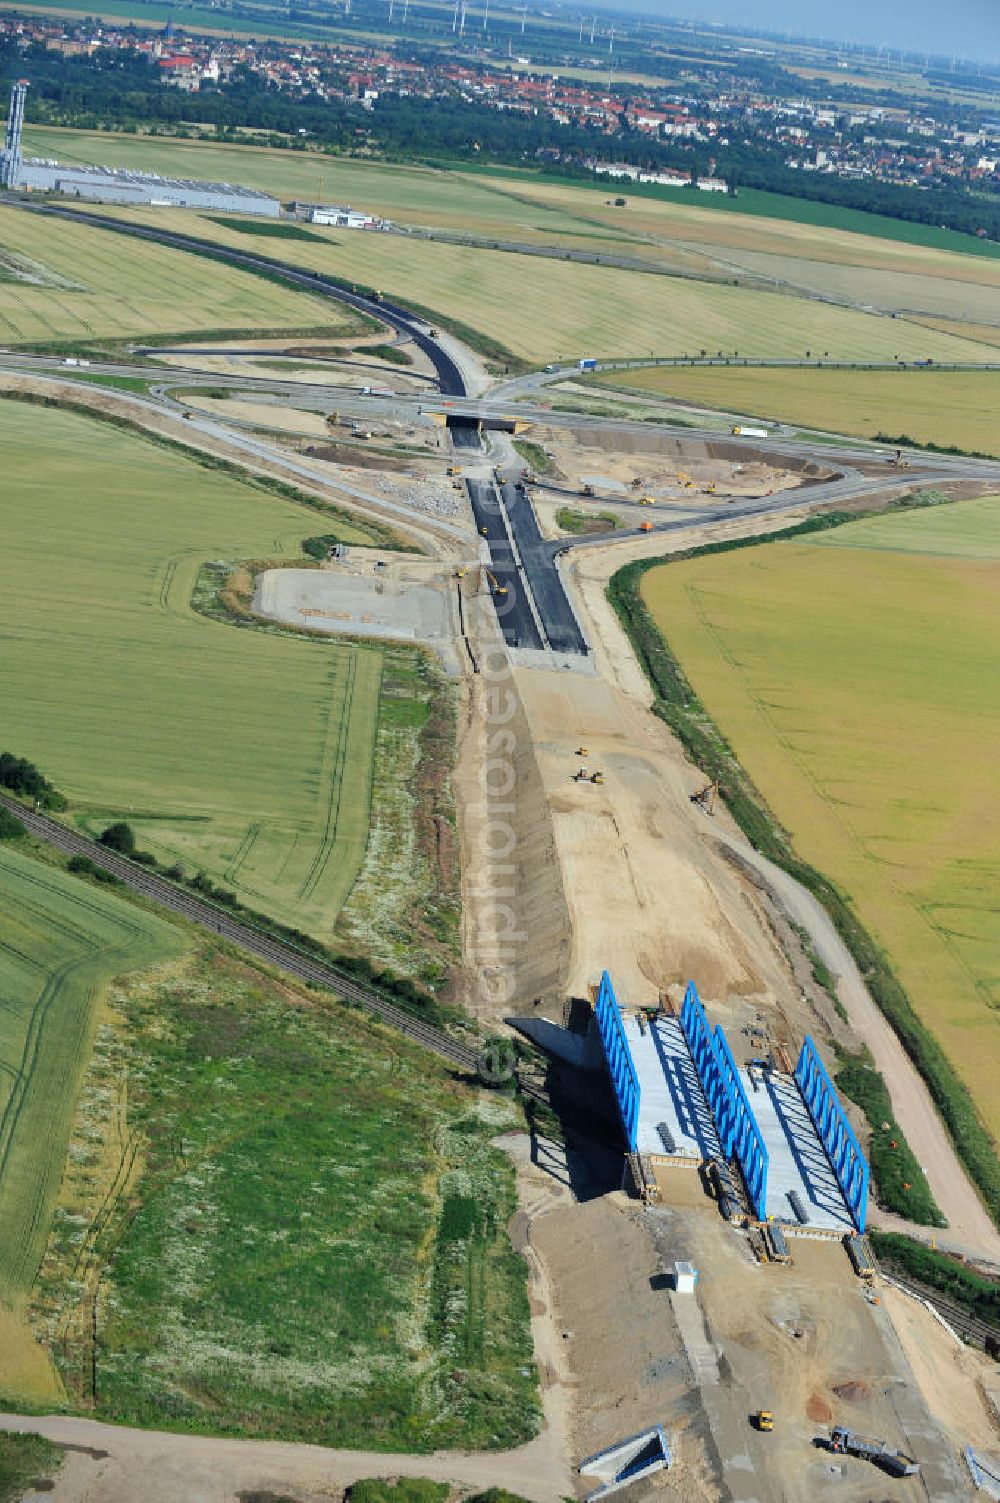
[795,1035,869,1233]
[596,972,641,1151]
[681,982,769,1221]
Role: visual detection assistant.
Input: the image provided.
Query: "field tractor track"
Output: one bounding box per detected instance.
[298,654,358,905]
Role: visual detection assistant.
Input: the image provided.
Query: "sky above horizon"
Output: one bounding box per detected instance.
[628,1,999,61]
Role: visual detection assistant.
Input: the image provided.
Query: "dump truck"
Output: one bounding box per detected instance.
[754,1411,774,1433]
[638,495,656,506]
[829,1426,919,1477]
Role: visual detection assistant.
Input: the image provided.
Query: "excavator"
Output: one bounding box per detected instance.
[483,567,508,597]
[690,780,720,815]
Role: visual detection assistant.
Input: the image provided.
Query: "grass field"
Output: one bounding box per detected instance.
[26,945,538,1449]
[78,204,1000,366]
[641,495,1000,1141]
[0,399,391,944]
[21,125,1000,271]
[0,202,350,344]
[0,843,183,1396]
[595,366,1000,454]
[19,124,1000,333]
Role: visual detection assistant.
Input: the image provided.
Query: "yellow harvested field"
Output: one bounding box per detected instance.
[641,496,1000,1137]
[597,365,1000,453]
[911,316,1000,349]
[0,202,341,343]
[500,175,1000,283]
[682,245,1000,322]
[84,205,1000,366]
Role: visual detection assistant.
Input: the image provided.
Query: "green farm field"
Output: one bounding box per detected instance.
[641,495,1000,1140]
[595,366,1000,454]
[0,399,385,943]
[25,945,538,1449]
[0,201,352,344]
[83,203,1000,366]
[0,843,183,1398]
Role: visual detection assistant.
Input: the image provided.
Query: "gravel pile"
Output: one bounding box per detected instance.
[372,474,466,517]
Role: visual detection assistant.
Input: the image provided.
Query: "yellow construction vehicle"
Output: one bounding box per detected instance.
[455,567,468,579]
[591,770,605,785]
[484,568,508,597]
[755,1411,774,1433]
[576,746,589,757]
[480,526,489,536]
[638,495,656,506]
[447,465,461,476]
[677,469,695,489]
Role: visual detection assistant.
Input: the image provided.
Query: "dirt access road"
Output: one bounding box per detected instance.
[0,1414,566,1503]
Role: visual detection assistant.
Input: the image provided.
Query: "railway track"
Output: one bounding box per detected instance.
[880,1268,1000,1350]
[0,792,545,1102]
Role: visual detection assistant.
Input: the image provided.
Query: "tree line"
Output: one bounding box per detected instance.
[4,38,999,242]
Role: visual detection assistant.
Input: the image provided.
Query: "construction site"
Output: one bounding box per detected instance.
[2,183,1000,1503]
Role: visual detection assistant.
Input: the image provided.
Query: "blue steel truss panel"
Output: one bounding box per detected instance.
[795,1036,869,1231]
[713,1025,769,1221]
[596,972,640,1150]
[680,983,730,1152]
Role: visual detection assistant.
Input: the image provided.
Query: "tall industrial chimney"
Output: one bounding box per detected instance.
[1,79,29,190]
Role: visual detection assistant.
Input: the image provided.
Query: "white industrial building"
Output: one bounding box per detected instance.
[307,204,380,229]
[1,79,279,215]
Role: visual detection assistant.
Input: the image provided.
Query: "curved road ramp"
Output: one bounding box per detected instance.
[579,1425,672,1499]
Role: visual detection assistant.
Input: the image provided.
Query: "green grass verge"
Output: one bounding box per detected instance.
[512,439,553,474]
[556,507,619,533]
[834,1056,944,1226]
[606,503,1000,1229]
[869,1231,1000,1326]
[349,1484,447,1503]
[206,216,330,242]
[0,1433,63,1502]
[364,342,413,366]
[26,946,539,1450]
